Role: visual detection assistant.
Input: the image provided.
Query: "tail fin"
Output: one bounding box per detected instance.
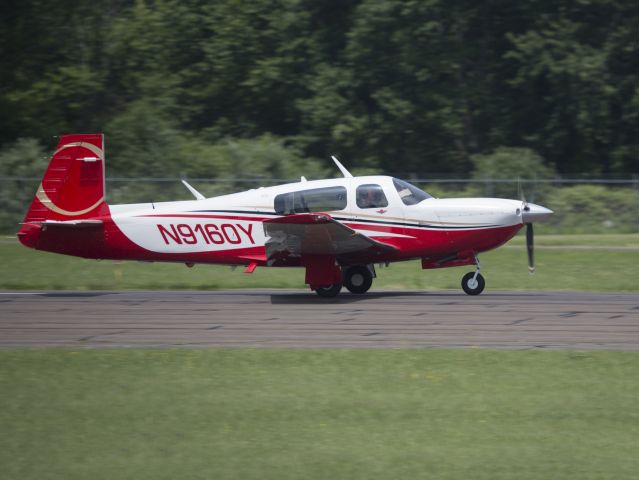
[23,133,108,223]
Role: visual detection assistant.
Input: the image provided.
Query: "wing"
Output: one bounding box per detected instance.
[263,213,398,265]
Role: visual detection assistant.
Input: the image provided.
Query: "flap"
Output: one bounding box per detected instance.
[263,213,397,264]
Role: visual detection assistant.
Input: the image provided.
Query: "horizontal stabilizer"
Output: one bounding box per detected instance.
[32,219,103,228]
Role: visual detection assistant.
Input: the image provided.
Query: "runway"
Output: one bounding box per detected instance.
[1,290,638,350]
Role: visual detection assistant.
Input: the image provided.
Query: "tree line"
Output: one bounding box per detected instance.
[1,0,638,180]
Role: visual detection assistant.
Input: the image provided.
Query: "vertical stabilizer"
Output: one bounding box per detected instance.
[23,134,108,223]
[18,134,109,251]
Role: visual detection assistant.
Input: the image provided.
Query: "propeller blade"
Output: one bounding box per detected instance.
[526,223,535,274]
[518,176,528,206]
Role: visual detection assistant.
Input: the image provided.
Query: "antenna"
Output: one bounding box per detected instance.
[181,179,205,200]
[331,155,353,178]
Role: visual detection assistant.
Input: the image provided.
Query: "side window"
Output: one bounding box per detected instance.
[274,186,347,214]
[356,184,389,209]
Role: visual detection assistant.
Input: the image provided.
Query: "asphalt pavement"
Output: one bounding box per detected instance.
[1,290,638,350]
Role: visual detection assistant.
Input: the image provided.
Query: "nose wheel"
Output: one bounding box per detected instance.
[461,256,485,295]
[461,272,485,295]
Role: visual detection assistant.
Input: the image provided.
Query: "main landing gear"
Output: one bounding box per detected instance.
[315,283,343,298]
[343,265,374,294]
[314,265,375,298]
[461,257,485,295]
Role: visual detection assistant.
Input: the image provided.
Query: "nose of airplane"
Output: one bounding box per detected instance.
[521,203,553,223]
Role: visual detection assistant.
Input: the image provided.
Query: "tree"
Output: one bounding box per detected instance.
[470,147,555,200]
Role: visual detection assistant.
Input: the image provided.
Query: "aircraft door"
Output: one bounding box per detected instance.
[351,181,408,243]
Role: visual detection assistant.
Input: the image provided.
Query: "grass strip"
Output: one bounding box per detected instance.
[1,348,638,480]
[2,234,638,291]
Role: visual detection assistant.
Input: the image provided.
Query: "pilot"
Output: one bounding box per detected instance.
[359,187,383,208]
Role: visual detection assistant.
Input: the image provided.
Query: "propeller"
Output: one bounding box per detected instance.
[519,179,535,274]
[526,222,534,273]
[517,180,554,274]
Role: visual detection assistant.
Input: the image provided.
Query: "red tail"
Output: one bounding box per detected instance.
[18,134,109,250]
[23,134,108,223]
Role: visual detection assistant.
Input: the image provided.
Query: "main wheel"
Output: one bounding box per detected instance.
[315,283,343,298]
[461,272,485,295]
[343,266,373,294]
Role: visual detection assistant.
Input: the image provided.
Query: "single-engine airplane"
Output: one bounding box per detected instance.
[18,134,553,297]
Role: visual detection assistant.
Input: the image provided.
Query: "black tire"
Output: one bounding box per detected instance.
[461,272,485,295]
[343,266,373,294]
[315,283,343,298]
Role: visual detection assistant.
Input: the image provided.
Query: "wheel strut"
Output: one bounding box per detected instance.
[468,256,481,290]
[461,256,485,295]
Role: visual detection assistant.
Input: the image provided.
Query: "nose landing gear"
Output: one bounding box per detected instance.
[461,256,485,295]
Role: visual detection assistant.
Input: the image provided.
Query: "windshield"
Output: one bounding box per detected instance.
[392,178,432,205]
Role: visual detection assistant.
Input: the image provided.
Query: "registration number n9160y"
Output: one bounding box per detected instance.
[157,223,255,245]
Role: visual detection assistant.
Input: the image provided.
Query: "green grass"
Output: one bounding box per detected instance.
[1,348,638,480]
[507,233,639,248]
[2,234,638,291]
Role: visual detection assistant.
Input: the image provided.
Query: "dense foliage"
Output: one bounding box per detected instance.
[1,0,639,178]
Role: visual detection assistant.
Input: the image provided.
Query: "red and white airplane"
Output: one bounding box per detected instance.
[18,133,552,297]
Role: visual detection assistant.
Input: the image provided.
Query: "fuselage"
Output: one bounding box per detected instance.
[21,175,532,268]
[17,133,556,296]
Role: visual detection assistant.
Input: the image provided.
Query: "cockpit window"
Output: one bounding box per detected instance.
[392,178,432,205]
[274,186,347,214]
[356,184,389,209]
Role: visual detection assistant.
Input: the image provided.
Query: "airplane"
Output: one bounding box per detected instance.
[17,133,553,297]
